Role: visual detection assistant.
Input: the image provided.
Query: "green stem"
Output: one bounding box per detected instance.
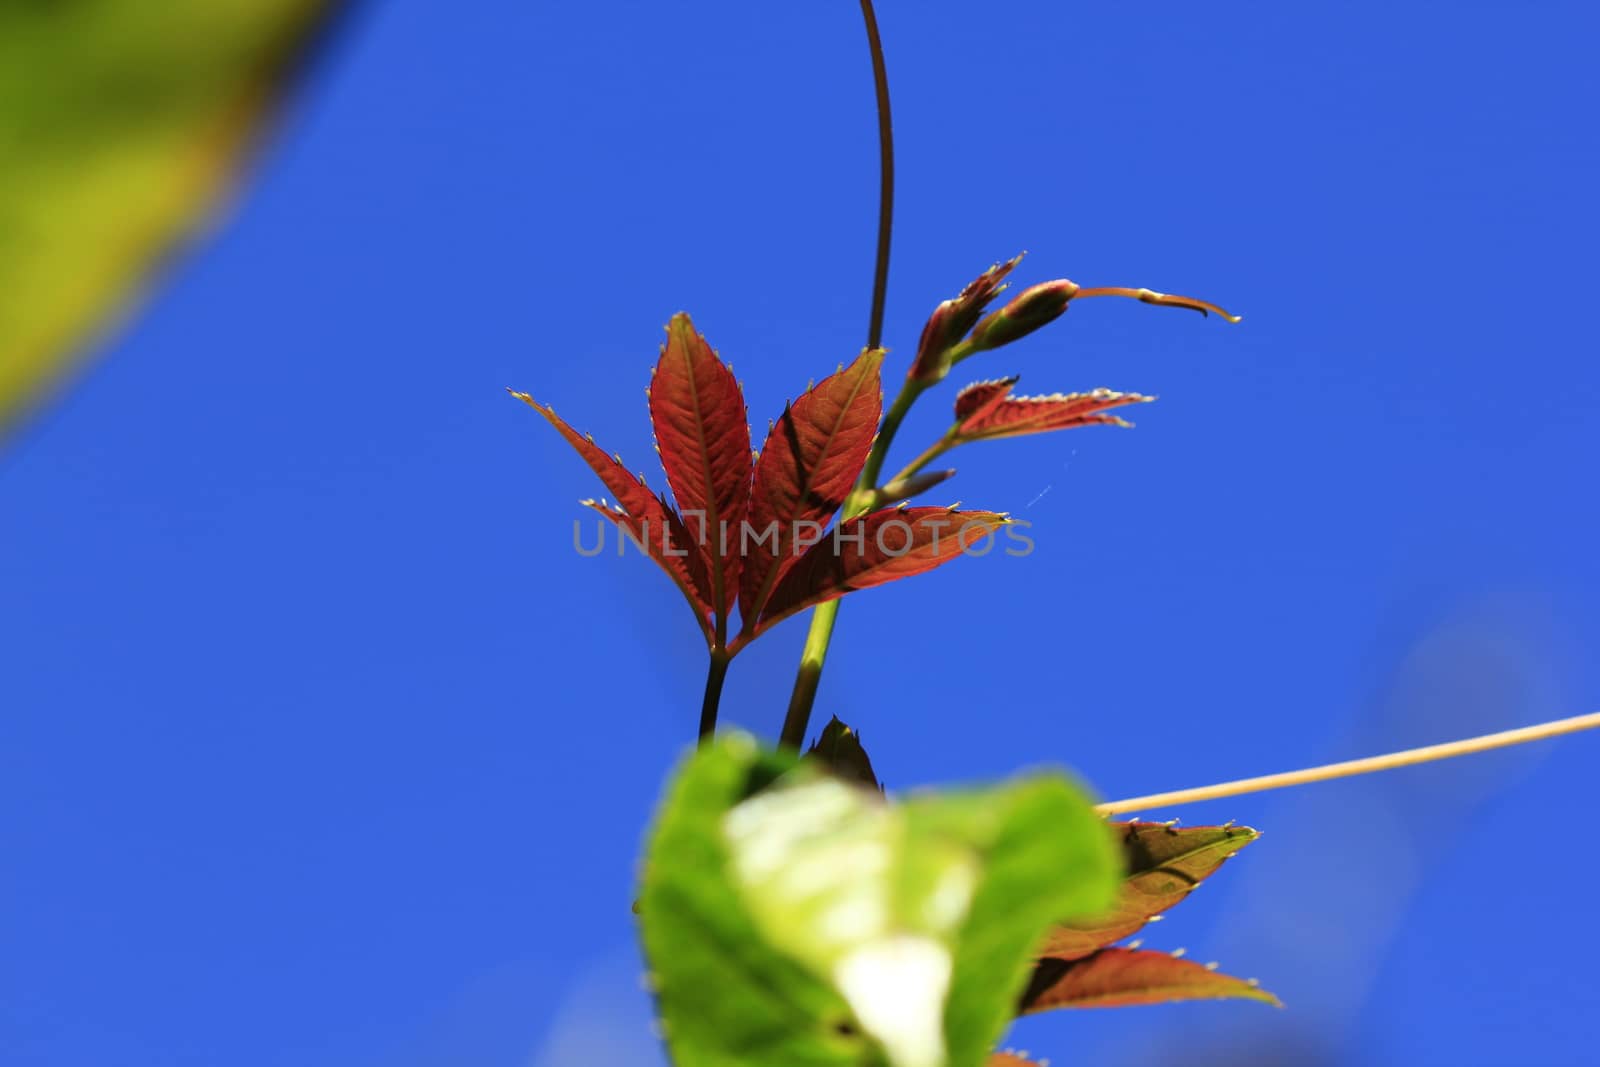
[778,0,897,750]
[779,388,926,750]
[779,606,839,748]
[698,649,730,746]
[882,426,957,490]
[856,382,919,493]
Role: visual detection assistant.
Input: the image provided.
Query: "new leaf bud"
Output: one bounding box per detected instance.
[906,255,1023,385]
[966,279,1079,353]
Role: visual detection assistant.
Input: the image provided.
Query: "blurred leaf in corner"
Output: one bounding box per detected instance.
[0,0,346,437]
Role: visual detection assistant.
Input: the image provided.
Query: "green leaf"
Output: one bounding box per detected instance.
[637,737,863,1067]
[0,0,340,434]
[638,734,1118,1067]
[929,780,1116,1065]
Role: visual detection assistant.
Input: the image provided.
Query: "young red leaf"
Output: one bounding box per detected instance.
[989,1054,1045,1067]
[1037,822,1259,960]
[1020,948,1280,1012]
[955,380,1153,441]
[953,376,1021,423]
[751,507,1008,637]
[908,255,1023,385]
[648,313,753,625]
[510,391,715,640]
[740,348,884,623]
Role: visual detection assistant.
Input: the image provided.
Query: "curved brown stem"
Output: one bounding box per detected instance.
[779,0,896,750]
[859,0,894,351]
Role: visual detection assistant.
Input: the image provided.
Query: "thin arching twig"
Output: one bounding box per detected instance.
[1096,711,1600,815]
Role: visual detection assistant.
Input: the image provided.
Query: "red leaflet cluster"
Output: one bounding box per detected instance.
[512,313,1006,652]
[886,257,1239,487]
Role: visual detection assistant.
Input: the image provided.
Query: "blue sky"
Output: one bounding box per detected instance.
[4,2,1598,1064]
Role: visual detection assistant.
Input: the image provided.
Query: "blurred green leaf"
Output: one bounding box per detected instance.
[638,734,1118,1067]
[0,0,340,435]
[931,775,1116,1064]
[638,737,872,1067]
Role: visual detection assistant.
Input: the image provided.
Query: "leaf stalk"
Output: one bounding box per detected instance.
[879,424,959,495]
[698,648,732,746]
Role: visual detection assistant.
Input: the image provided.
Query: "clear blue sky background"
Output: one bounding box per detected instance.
[4,2,1598,1064]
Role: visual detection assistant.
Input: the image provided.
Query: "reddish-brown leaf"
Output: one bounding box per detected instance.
[752,507,1008,636]
[908,255,1023,384]
[511,391,715,639]
[955,379,1153,441]
[1038,822,1259,960]
[953,376,1021,422]
[648,313,752,623]
[740,349,883,625]
[988,1054,1046,1067]
[1021,949,1280,1012]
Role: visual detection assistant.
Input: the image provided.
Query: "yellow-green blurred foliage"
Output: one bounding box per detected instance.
[0,0,337,436]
